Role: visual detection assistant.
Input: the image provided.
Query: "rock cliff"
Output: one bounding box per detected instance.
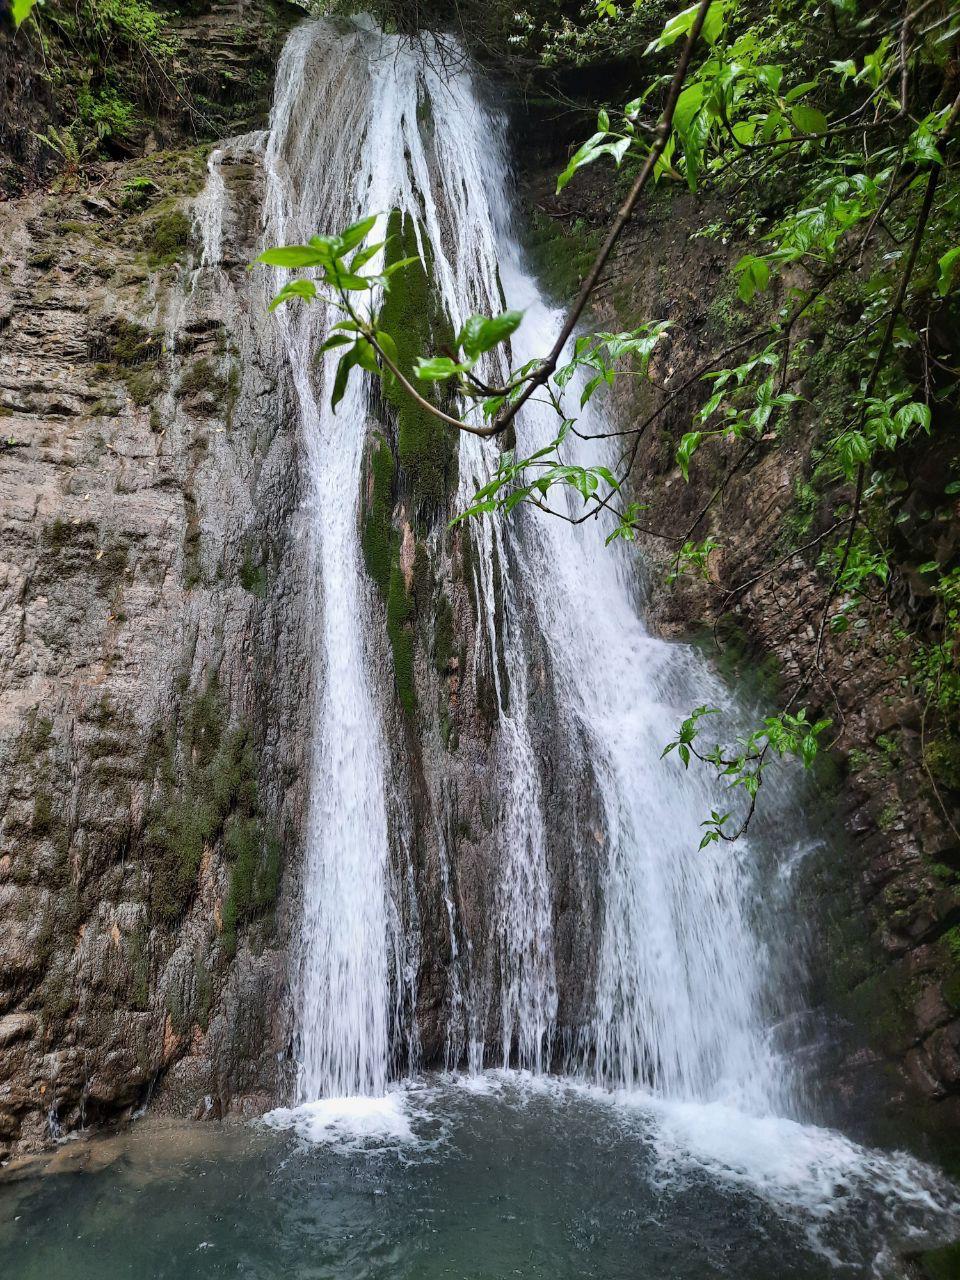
[0,0,305,1158]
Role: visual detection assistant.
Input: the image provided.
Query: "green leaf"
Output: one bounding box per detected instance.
[338,214,379,254]
[784,80,819,104]
[324,268,371,292]
[892,401,931,435]
[458,311,523,361]
[308,234,341,256]
[375,329,399,367]
[383,255,420,277]
[735,255,770,303]
[700,1,726,44]
[647,1,726,53]
[318,334,354,353]
[257,245,329,269]
[791,104,828,135]
[12,0,38,25]
[581,373,605,407]
[268,279,318,311]
[938,247,960,297]
[835,431,871,476]
[673,82,705,135]
[829,58,857,80]
[414,356,468,382]
[353,338,379,374]
[676,431,702,481]
[331,348,359,412]
[557,131,607,192]
[349,241,385,272]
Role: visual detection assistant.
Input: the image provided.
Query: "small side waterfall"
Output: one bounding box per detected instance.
[199,17,792,1116]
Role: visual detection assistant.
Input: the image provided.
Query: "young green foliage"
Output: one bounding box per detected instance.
[258,0,960,849]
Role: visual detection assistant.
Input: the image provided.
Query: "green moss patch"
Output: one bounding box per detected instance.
[147,208,195,267]
[145,682,282,938]
[91,316,162,366]
[239,549,267,597]
[176,356,239,421]
[362,434,396,595]
[386,560,416,716]
[221,823,281,958]
[911,1241,960,1280]
[378,210,457,523]
[90,317,162,407]
[433,589,454,675]
[522,207,601,303]
[360,433,418,715]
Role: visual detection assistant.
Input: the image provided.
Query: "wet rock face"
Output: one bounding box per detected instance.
[0,11,308,1156]
[377,559,597,1070]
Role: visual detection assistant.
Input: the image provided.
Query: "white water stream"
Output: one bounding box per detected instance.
[190,16,960,1257]
[247,16,779,1110]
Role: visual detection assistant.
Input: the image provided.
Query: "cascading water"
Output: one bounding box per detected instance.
[227,15,787,1111]
[186,49,950,1263]
[258,24,409,1102]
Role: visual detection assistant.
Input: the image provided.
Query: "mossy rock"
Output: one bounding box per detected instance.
[144,683,282,934]
[32,790,54,837]
[20,710,53,761]
[433,589,454,675]
[926,736,960,793]
[221,820,281,958]
[91,317,162,367]
[378,210,458,523]
[176,356,238,419]
[239,550,267,597]
[386,558,416,715]
[120,367,158,406]
[521,207,601,303]
[147,209,195,267]
[361,434,396,595]
[119,177,160,211]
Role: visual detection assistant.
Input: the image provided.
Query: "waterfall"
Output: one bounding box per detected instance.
[216,17,792,1114]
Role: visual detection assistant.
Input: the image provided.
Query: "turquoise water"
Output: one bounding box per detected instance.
[2,1076,958,1279]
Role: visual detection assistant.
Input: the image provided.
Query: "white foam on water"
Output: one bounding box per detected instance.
[636,1094,959,1221]
[257,1068,960,1267]
[428,1071,960,1259]
[262,1091,418,1151]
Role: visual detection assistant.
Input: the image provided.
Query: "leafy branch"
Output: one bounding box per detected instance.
[256,0,960,847]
